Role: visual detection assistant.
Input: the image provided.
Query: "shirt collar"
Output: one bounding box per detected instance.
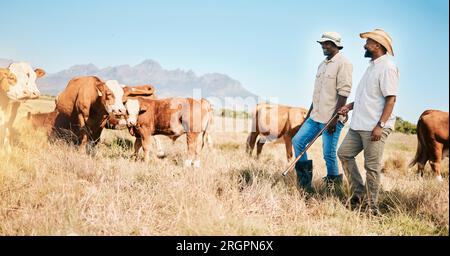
[324,52,341,63]
[369,54,388,66]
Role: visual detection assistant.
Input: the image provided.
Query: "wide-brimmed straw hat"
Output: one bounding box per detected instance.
[360,28,394,56]
[317,32,343,49]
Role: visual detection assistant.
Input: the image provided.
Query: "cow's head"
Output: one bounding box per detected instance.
[6,62,45,101]
[125,99,150,127]
[0,68,17,93]
[96,82,117,115]
[104,80,127,116]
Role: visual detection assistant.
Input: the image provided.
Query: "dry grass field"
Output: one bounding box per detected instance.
[0,98,448,235]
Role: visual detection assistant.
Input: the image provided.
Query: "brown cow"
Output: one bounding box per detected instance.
[27,111,58,135]
[124,97,213,166]
[105,84,157,129]
[106,84,167,158]
[1,63,46,153]
[409,110,449,181]
[106,115,167,159]
[55,76,126,154]
[246,103,308,161]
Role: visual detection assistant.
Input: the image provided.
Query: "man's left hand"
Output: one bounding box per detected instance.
[371,126,383,141]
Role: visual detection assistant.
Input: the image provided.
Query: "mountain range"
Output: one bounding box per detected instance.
[0,58,258,101]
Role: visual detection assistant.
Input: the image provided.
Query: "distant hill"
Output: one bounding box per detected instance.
[1,58,258,101]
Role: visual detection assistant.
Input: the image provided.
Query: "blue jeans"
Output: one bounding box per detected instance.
[291,117,344,176]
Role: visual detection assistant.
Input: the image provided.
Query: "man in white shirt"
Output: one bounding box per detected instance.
[337,29,399,215]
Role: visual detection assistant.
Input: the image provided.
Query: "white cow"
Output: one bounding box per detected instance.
[1,62,46,152]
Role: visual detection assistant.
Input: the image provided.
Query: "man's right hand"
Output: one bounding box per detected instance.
[338,103,354,115]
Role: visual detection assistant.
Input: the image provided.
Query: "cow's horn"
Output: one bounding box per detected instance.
[97,89,103,97]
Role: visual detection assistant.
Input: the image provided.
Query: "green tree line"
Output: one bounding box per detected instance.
[394,117,417,134]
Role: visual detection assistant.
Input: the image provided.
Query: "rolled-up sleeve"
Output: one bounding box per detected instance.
[336,62,353,97]
[380,66,399,97]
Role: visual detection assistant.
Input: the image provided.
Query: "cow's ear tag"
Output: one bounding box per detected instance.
[97,89,103,97]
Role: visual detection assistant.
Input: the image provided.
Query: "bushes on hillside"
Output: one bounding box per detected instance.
[395,117,417,134]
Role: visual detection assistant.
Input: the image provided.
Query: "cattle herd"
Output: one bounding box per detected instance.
[0,62,449,179]
[1,62,213,167]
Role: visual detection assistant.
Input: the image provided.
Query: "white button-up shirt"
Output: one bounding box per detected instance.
[350,54,400,131]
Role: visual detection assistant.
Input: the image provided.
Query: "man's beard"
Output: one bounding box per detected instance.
[364,49,373,58]
[323,49,330,57]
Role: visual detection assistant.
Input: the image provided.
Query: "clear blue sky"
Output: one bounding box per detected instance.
[1,0,448,122]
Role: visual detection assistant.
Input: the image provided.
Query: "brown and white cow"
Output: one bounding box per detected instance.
[124,97,213,167]
[104,84,156,129]
[246,103,308,161]
[409,110,449,181]
[54,77,126,153]
[1,62,46,152]
[106,84,166,158]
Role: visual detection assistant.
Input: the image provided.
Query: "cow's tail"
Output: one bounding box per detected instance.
[409,118,425,168]
[246,105,260,154]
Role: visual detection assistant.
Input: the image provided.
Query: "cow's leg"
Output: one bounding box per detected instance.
[206,132,213,148]
[153,136,166,158]
[429,143,444,182]
[256,137,266,159]
[1,105,9,153]
[0,124,5,153]
[246,132,258,155]
[283,135,294,162]
[77,107,90,154]
[1,124,11,154]
[141,135,152,163]
[6,102,20,128]
[2,102,20,153]
[78,128,89,154]
[0,100,7,152]
[193,132,204,168]
[415,145,428,178]
[185,132,200,167]
[133,138,142,161]
[87,127,103,156]
[417,160,427,178]
[201,131,212,149]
